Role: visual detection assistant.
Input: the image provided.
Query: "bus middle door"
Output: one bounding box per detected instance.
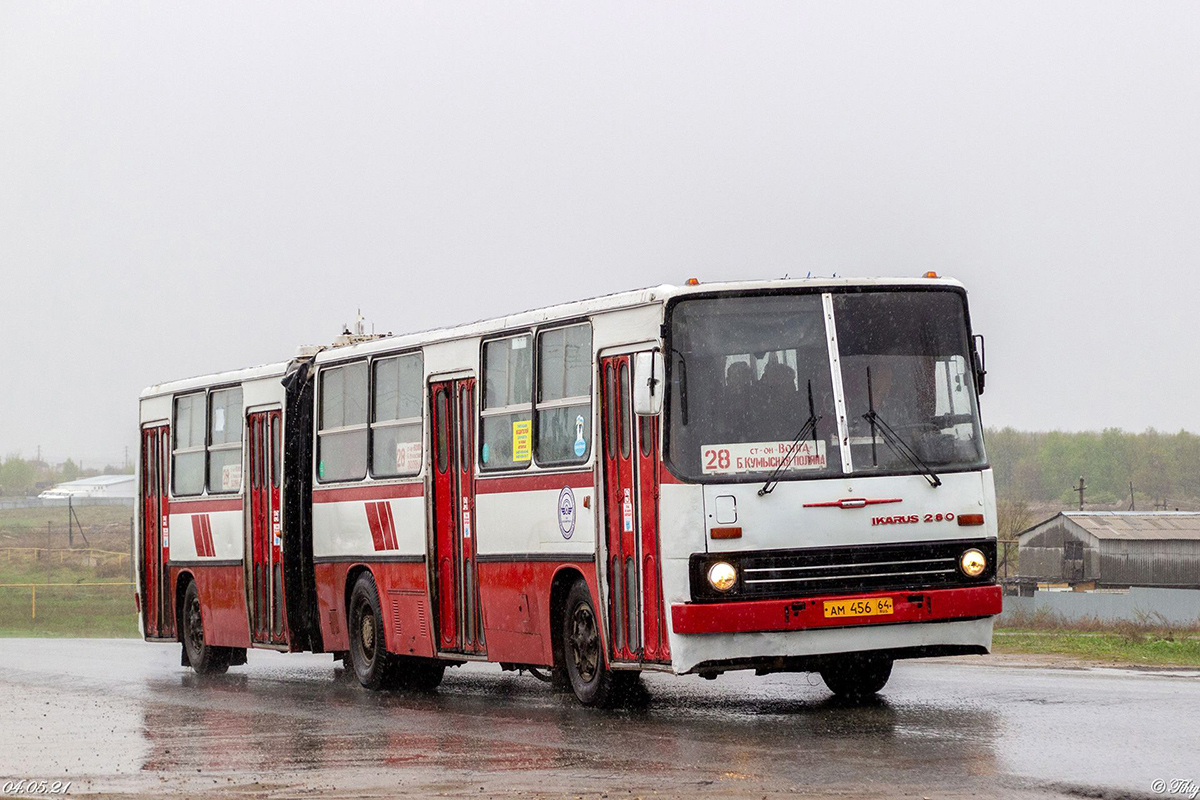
[429,378,485,656]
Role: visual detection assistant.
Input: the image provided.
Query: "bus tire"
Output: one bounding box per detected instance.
[819,654,893,699]
[561,579,633,707]
[181,581,230,675]
[347,572,397,690]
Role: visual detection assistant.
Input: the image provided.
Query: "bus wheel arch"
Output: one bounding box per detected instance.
[549,567,586,688]
[177,573,231,674]
[343,564,374,632]
[174,570,194,646]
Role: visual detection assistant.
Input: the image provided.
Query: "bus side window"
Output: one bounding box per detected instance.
[207,387,243,494]
[172,392,206,496]
[371,353,423,478]
[317,362,368,482]
[479,334,532,470]
[535,323,592,466]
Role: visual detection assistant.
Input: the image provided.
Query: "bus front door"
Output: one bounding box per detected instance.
[140,424,172,638]
[600,353,670,665]
[246,410,287,646]
[429,378,485,656]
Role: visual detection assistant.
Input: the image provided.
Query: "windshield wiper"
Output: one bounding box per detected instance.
[759,380,822,496]
[863,366,941,488]
[671,348,689,425]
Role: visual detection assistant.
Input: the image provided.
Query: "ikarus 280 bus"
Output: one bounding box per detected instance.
[137,274,999,706]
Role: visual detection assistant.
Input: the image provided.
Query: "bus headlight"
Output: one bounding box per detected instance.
[960,548,987,577]
[707,562,738,593]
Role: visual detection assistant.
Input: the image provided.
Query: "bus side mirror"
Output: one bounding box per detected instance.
[972,334,986,395]
[633,351,664,416]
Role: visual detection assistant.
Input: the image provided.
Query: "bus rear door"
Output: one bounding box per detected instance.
[247,410,287,646]
[140,424,173,638]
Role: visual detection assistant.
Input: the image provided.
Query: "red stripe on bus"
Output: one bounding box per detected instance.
[191,515,206,557]
[202,515,216,557]
[475,471,594,494]
[172,498,242,513]
[312,483,424,503]
[364,502,387,552]
[382,501,399,550]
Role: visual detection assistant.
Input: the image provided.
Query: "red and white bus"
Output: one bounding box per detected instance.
[137,276,1001,705]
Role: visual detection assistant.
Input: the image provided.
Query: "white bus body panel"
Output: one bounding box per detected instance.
[312,494,426,559]
[700,470,998,553]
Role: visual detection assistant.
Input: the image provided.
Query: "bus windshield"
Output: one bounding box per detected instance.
[665,289,986,483]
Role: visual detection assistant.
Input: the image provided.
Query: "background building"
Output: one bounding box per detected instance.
[1017,512,1200,590]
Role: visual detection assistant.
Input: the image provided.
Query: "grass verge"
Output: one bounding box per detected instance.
[993,627,1200,667]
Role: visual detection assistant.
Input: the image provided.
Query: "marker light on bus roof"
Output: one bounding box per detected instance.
[686,278,701,286]
[924,271,939,279]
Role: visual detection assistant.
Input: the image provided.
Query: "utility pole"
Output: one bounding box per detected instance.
[1128,482,1136,511]
[1074,476,1087,511]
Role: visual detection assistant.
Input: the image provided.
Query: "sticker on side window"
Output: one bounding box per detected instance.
[396,441,422,473]
[221,463,242,490]
[512,420,532,462]
[700,440,827,475]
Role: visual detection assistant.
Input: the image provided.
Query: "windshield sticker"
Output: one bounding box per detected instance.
[700,440,827,475]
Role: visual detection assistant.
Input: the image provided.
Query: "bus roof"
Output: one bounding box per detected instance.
[140,275,965,397]
[139,361,289,400]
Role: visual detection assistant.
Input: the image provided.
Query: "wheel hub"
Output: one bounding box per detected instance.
[569,604,600,682]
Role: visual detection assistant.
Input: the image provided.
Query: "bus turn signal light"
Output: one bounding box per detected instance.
[957,514,985,526]
[710,526,742,539]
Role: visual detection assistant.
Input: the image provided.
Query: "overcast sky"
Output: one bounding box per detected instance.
[2,2,1198,467]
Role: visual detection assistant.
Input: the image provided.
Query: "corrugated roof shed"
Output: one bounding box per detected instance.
[1021,512,1200,542]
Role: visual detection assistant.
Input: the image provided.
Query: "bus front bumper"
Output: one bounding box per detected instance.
[671,584,1002,635]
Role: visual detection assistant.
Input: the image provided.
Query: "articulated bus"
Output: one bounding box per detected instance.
[137,276,1000,706]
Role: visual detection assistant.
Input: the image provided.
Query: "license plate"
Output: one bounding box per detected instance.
[823,596,894,619]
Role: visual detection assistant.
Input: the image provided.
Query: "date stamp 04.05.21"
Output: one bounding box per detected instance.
[2,781,71,796]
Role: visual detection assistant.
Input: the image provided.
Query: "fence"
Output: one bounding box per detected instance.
[0,497,135,510]
[0,547,131,569]
[1001,586,1200,627]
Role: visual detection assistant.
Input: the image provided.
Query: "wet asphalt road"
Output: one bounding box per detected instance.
[2,640,1197,799]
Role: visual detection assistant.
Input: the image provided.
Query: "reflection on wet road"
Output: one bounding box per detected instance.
[1,640,1196,798]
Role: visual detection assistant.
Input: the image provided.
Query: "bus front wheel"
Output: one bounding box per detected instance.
[181,581,230,674]
[561,579,637,707]
[819,654,893,699]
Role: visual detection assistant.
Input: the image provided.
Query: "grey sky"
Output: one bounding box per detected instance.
[2,2,1198,467]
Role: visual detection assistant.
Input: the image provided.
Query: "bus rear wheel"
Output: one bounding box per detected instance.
[561,579,637,707]
[819,654,893,699]
[348,572,398,690]
[181,581,230,674]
